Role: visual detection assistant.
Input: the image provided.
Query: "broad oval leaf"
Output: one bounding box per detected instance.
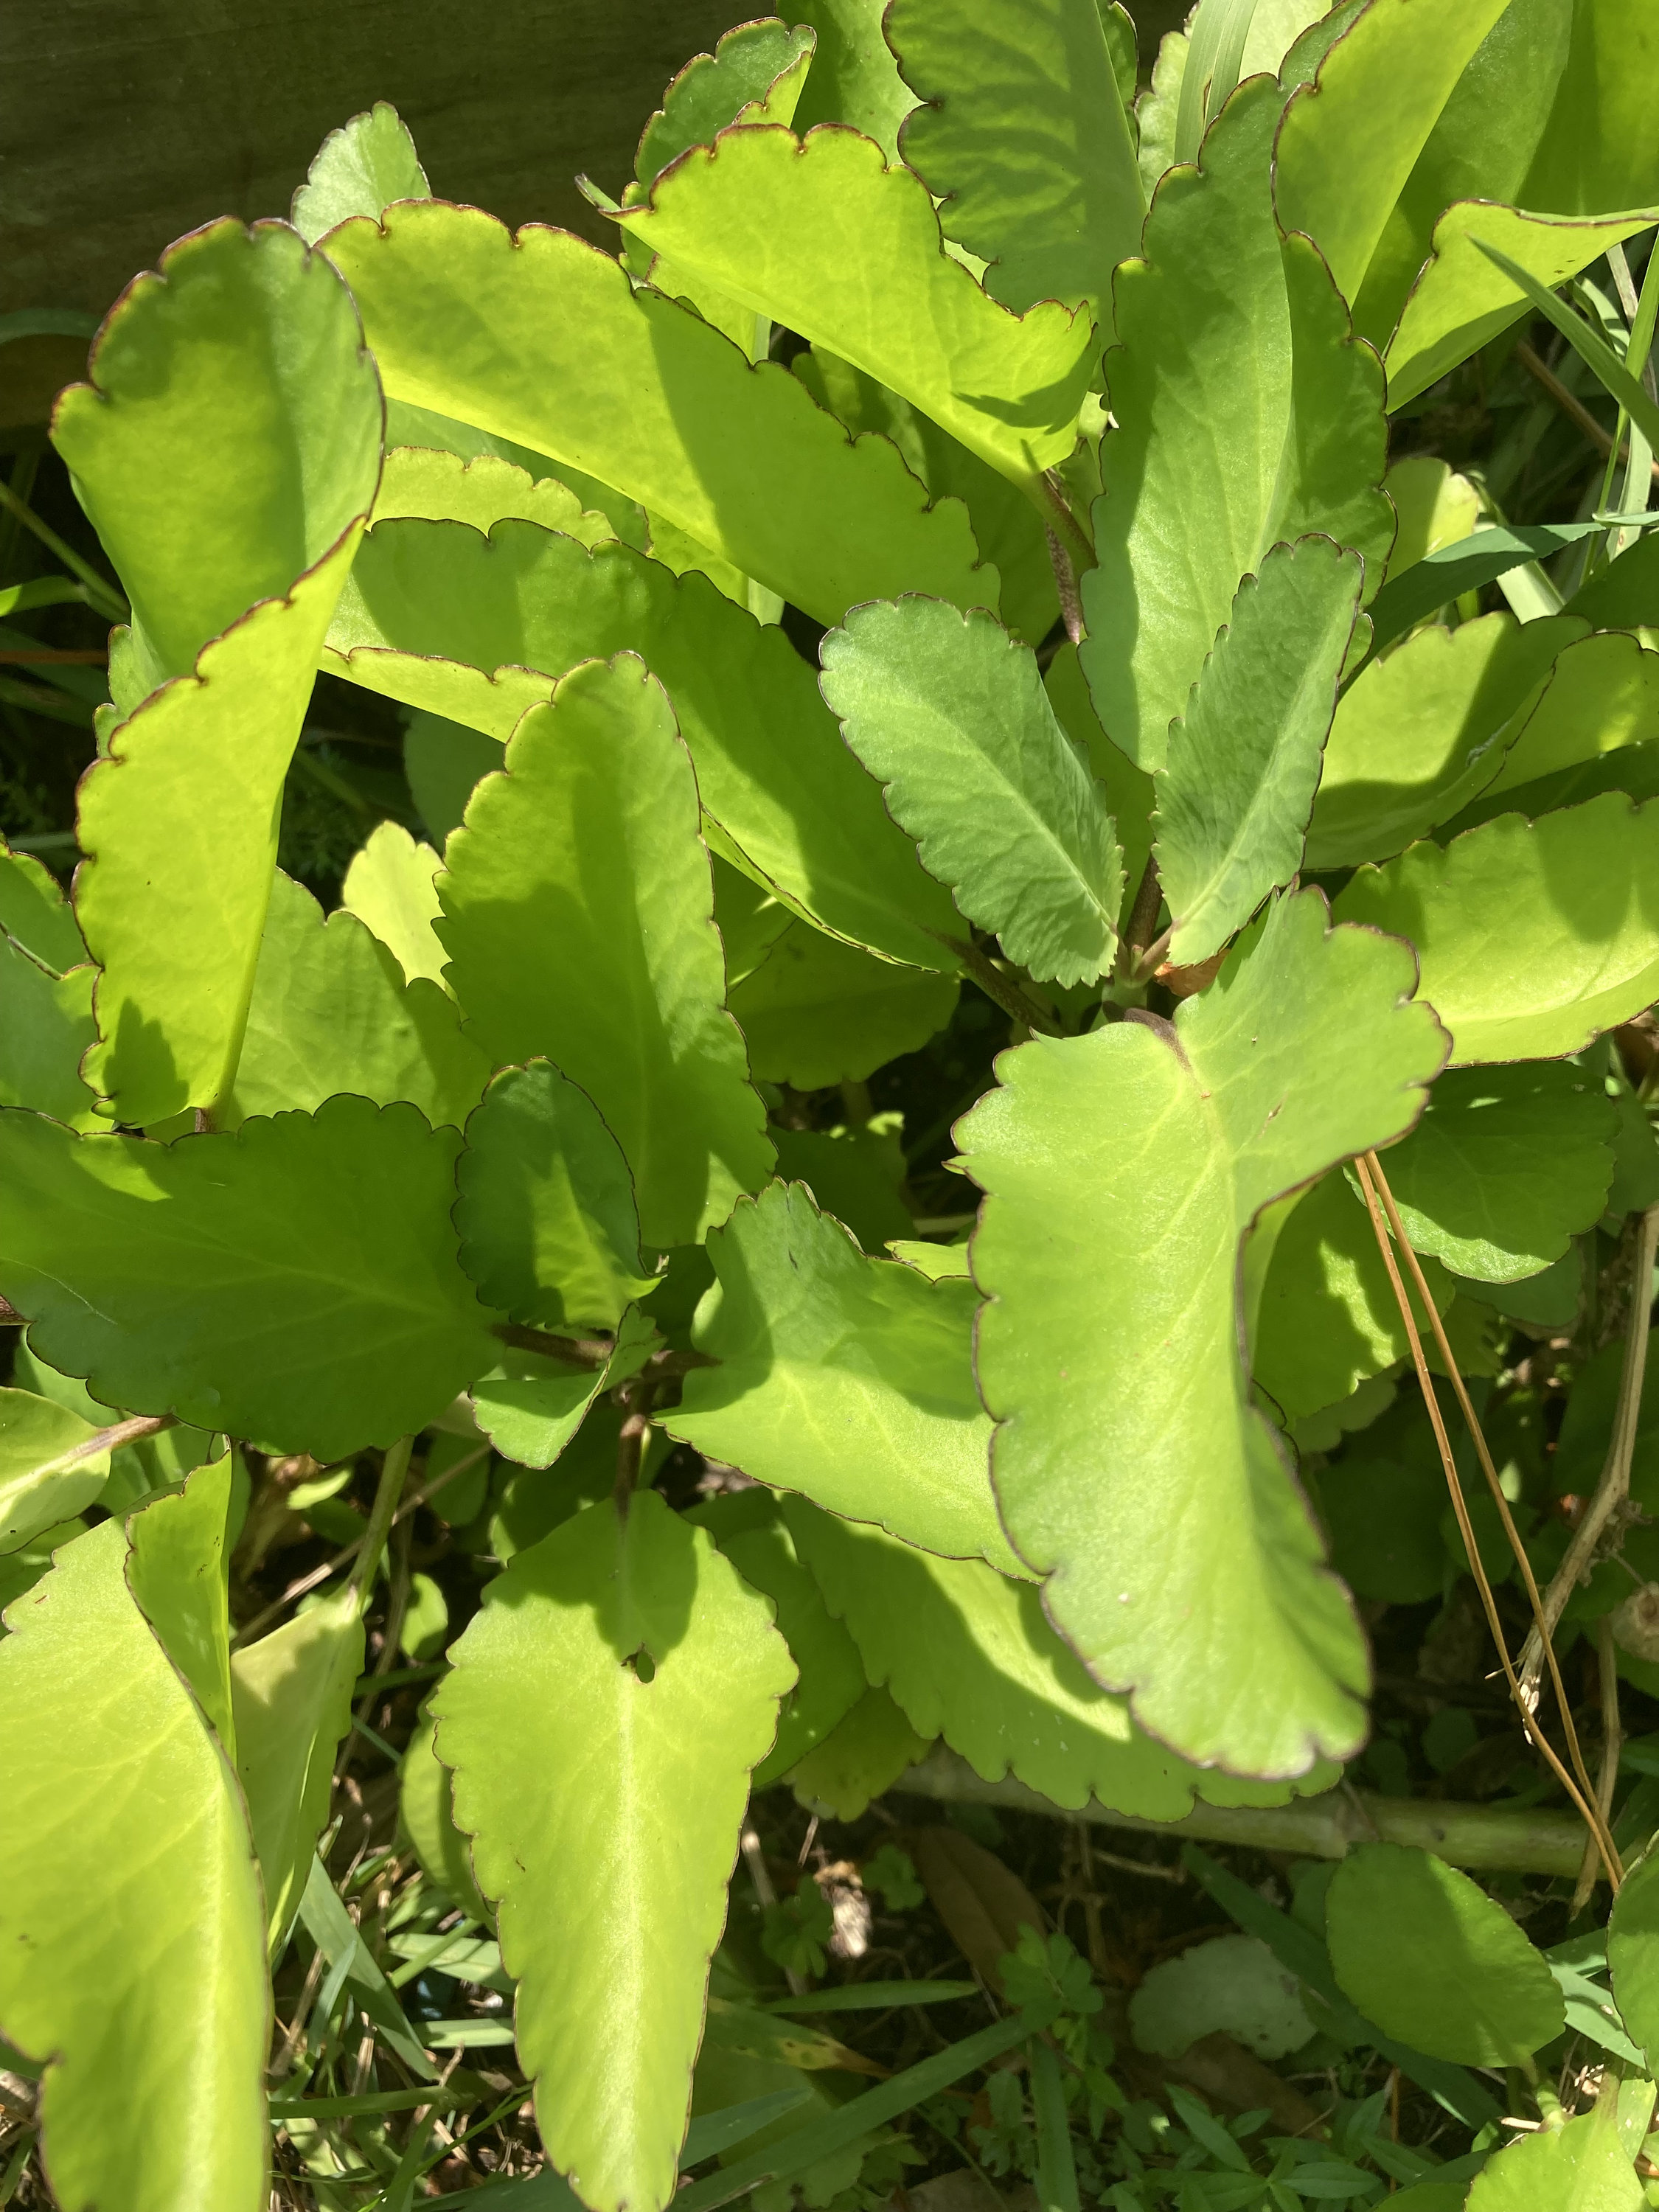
[821,597,1122,985]
[1332,793,1659,1065]
[1466,2084,1652,2212]
[435,1491,794,2212]
[0,1096,498,1460]
[615,125,1096,498]
[437,655,774,1251]
[959,888,1447,1775]
[731,919,960,1089]
[456,1061,654,1332]
[785,1500,1338,1820]
[664,1180,1022,1572]
[1378,1062,1616,1284]
[321,201,994,628]
[341,820,448,989]
[636,18,817,184]
[52,216,380,698]
[1325,1843,1564,2066]
[291,100,430,243]
[0,1491,267,2212]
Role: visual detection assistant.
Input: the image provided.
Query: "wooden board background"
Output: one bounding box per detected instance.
[0,0,1189,427]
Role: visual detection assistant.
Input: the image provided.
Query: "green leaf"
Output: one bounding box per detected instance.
[0,1505,267,2211]
[792,345,1059,646]
[1366,526,1604,659]
[1307,613,1586,872]
[0,1096,498,1459]
[885,0,1143,318]
[1477,234,1659,455]
[52,218,380,698]
[437,657,773,1250]
[1080,76,1392,771]
[1129,1934,1315,2060]
[1253,1170,1453,1425]
[230,1586,364,1952]
[785,1686,932,1821]
[0,1388,111,1551]
[821,597,1122,984]
[958,888,1446,1775]
[730,920,959,1090]
[768,1121,913,1256]
[400,1711,490,1920]
[1474,630,1659,810]
[615,125,1096,499]
[790,0,916,159]
[326,516,961,971]
[122,1447,238,1750]
[636,19,817,184]
[1273,0,1514,310]
[456,1062,653,1332]
[1332,793,1659,1066]
[435,1491,794,2212]
[1157,537,1362,964]
[470,1312,657,1472]
[784,1499,1338,1819]
[0,843,86,975]
[291,101,430,243]
[321,202,993,629]
[1607,1837,1659,2075]
[1325,1843,1564,2065]
[225,866,489,1130]
[0,932,98,1129]
[1043,641,1155,897]
[341,820,448,989]
[1378,1062,1616,1284]
[382,394,653,551]
[1467,2082,1650,2212]
[689,1490,866,1787]
[664,1181,1021,1573]
[76,538,362,1125]
[374,442,617,549]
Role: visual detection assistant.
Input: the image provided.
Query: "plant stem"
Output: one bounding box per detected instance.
[1573,1616,1623,1916]
[950,939,1066,1037]
[1043,526,1084,646]
[0,479,128,622]
[1522,1200,1659,1696]
[613,1382,656,1514]
[888,1745,1602,1879]
[349,1436,414,1599]
[1516,340,1659,484]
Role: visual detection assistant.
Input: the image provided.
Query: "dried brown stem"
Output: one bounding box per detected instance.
[1043,525,1085,646]
[1521,1200,1659,1697]
[1352,1153,1621,1888]
[950,939,1065,1037]
[1517,340,1659,484]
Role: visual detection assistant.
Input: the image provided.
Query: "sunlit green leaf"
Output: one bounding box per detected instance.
[322,201,993,628]
[341,820,448,989]
[959,888,1445,1774]
[1472,630,1659,811]
[1467,2083,1650,2212]
[456,1060,654,1331]
[291,101,430,243]
[0,933,98,1129]
[435,1491,794,2212]
[821,597,1121,985]
[1326,1843,1563,2065]
[1378,1062,1616,1284]
[230,1586,364,1952]
[0,1483,267,2212]
[785,1499,1339,1818]
[1157,536,1362,965]
[0,844,86,975]
[1080,76,1391,771]
[326,515,961,970]
[373,442,616,547]
[437,657,773,1250]
[664,1181,1021,1573]
[886,0,1143,318]
[1306,614,1585,871]
[226,867,489,1130]
[0,1389,110,1552]
[768,1121,912,1256]
[0,1096,497,1459]
[400,1711,490,1921]
[1332,793,1659,1065]
[615,125,1095,498]
[690,1490,866,1787]
[790,0,916,159]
